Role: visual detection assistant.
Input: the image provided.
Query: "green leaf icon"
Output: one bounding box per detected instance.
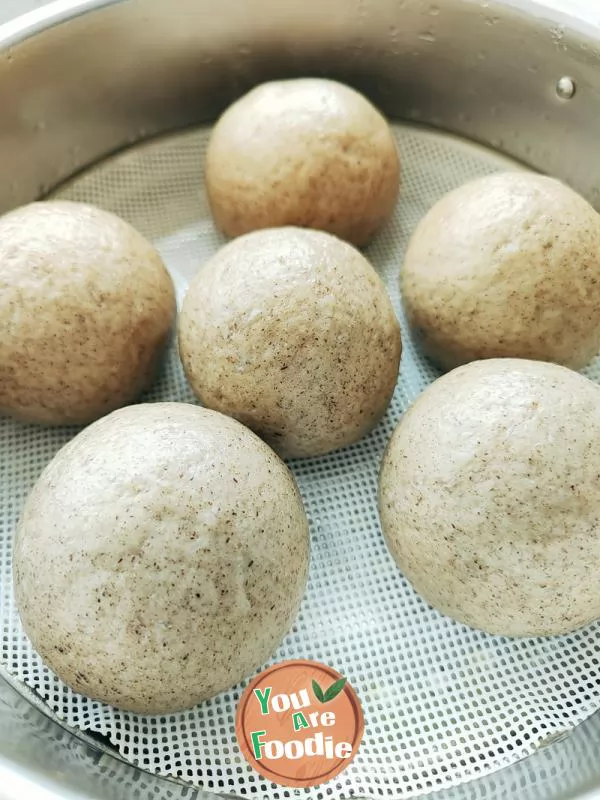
[312,679,325,703]
[323,677,347,703]
[312,676,347,704]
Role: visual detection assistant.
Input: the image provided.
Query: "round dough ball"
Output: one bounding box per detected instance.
[205,78,400,246]
[379,358,600,637]
[179,227,401,458]
[0,200,176,425]
[402,172,600,370]
[14,402,309,713]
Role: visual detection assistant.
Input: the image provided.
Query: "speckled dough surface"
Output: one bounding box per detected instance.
[0,201,176,424]
[13,402,309,714]
[179,227,401,458]
[402,172,600,371]
[379,358,600,637]
[1,124,599,800]
[205,78,400,246]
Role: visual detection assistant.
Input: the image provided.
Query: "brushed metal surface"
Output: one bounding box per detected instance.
[0,1,599,799]
[1,0,600,215]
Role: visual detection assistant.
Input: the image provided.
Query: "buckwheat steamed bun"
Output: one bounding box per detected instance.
[179,227,401,458]
[14,402,310,713]
[379,358,600,637]
[0,201,175,424]
[402,172,600,370]
[205,78,400,246]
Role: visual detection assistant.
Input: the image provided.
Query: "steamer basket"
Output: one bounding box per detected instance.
[0,2,599,799]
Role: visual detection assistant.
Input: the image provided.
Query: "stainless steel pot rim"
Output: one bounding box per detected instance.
[1,0,599,53]
[0,0,119,48]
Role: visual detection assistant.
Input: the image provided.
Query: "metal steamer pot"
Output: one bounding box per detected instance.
[0,1,599,799]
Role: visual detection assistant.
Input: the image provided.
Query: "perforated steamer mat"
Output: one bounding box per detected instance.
[1,122,599,800]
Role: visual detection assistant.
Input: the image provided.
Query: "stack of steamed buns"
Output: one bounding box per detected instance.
[2,77,600,715]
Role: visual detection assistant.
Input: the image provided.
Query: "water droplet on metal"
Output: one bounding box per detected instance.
[388,25,401,53]
[418,32,436,43]
[428,5,440,15]
[556,76,576,99]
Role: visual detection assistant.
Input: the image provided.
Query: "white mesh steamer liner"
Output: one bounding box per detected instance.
[1,123,599,800]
